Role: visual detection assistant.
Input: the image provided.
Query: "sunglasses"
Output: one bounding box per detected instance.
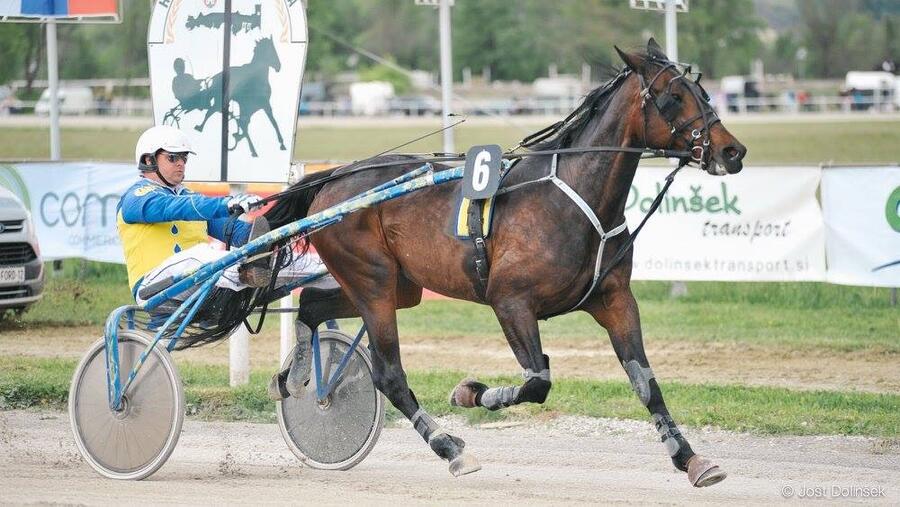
[160,152,189,163]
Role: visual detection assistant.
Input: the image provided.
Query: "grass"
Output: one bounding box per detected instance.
[1,120,899,164]
[3,261,897,353]
[2,356,897,437]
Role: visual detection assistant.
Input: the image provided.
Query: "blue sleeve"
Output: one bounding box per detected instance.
[120,185,229,224]
[208,216,251,246]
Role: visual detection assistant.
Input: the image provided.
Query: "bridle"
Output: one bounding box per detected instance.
[636,59,721,172]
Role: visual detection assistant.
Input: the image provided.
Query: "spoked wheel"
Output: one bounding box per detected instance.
[277,329,385,470]
[69,330,184,480]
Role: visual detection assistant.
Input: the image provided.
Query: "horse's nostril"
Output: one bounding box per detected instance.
[724,144,746,162]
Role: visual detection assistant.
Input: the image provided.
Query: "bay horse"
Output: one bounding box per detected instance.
[265,39,746,486]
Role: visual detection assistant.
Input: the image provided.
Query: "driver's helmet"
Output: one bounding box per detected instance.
[134,125,195,169]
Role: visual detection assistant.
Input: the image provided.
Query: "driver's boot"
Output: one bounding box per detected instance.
[266,321,314,400]
[238,217,273,288]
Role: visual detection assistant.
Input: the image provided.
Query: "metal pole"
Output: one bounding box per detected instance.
[280,293,294,362]
[666,0,682,298]
[665,0,678,62]
[438,0,454,154]
[46,20,61,161]
[220,0,249,386]
[227,188,250,386]
[220,0,232,181]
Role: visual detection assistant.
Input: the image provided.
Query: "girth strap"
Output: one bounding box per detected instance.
[467,198,490,301]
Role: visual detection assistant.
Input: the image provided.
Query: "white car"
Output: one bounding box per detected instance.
[34,86,94,116]
[0,187,44,316]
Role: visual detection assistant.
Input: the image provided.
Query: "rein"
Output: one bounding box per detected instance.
[248,145,692,210]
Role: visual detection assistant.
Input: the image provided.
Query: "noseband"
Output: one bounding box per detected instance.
[636,60,721,170]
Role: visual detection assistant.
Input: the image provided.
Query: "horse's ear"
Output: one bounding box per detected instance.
[615,46,644,72]
[647,37,667,60]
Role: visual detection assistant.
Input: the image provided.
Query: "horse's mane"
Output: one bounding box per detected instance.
[526,67,632,151]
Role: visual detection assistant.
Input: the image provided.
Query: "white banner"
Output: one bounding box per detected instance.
[821,166,900,287]
[626,166,826,281]
[0,162,133,263]
[148,0,307,183]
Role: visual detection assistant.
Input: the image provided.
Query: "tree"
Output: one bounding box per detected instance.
[0,23,44,92]
[678,0,763,78]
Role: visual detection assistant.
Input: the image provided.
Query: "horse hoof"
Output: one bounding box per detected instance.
[449,378,486,408]
[687,455,727,488]
[448,452,481,477]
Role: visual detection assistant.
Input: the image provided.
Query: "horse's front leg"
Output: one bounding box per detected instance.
[449,299,552,411]
[586,284,727,488]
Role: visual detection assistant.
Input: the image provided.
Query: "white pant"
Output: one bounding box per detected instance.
[135,243,338,305]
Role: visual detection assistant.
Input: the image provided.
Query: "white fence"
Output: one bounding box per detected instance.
[4,94,898,118]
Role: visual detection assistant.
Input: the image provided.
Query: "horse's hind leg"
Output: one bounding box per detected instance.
[586,284,727,488]
[330,253,479,476]
[196,104,217,131]
[262,103,286,150]
[267,286,359,400]
[449,299,552,411]
[271,275,424,400]
[362,298,480,476]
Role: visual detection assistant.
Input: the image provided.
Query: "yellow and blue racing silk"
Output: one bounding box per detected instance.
[116,178,250,291]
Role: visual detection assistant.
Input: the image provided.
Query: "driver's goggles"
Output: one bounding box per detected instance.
[161,152,189,163]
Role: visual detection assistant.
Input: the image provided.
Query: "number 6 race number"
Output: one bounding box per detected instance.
[462,144,502,199]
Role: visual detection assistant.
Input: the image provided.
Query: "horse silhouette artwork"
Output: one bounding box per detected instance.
[165,36,286,158]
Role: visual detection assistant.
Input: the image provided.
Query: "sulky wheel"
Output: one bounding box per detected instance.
[277,329,385,470]
[68,330,184,480]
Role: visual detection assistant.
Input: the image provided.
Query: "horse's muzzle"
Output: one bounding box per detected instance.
[719,142,747,174]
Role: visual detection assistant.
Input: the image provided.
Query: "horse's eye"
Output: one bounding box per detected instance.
[672,94,683,103]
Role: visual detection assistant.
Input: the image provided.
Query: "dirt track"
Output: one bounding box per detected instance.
[1,410,897,505]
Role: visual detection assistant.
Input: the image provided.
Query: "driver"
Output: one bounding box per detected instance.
[117,125,271,300]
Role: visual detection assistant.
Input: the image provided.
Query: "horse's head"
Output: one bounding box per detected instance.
[616,39,746,175]
[255,36,281,72]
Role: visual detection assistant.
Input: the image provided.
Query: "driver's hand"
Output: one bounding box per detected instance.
[226,193,262,214]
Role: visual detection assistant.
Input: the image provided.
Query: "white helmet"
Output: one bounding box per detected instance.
[134,125,195,166]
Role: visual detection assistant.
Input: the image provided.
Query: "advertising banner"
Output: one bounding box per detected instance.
[0,162,133,263]
[821,166,900,287]
[626,166,826,281]
[147,0,307,183]
[0,0,118,19]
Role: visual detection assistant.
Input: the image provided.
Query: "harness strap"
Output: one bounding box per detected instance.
[543,154,628,314]
[466,199,490,301]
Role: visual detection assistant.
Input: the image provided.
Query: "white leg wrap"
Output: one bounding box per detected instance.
[652,413,683,457]
[411,408,440,442]
[480,386,520,410]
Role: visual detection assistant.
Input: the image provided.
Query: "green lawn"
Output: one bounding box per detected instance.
[2,356,897,436]
[5,262,897,353]
[1,120,899,164]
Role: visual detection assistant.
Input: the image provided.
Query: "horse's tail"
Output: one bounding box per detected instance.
[265,167,339,229]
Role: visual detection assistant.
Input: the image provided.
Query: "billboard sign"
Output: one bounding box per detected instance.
[0,0,120,21]
[626,166,826,281]
[822,166,900,287]
[148,0,307,183]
